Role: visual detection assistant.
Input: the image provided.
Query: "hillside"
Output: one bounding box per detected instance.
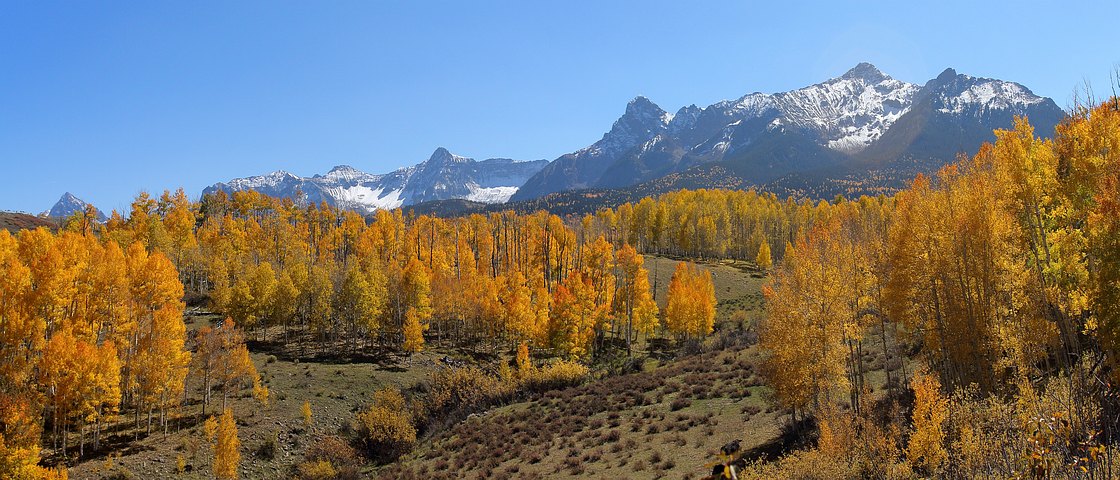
[0,211,58,234]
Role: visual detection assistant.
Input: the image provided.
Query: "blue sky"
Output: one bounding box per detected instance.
[1,1,1117,214]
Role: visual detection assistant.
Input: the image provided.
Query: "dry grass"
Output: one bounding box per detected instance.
[380,346,780,479]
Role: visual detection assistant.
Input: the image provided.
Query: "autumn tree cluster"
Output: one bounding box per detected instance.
[0,228,189,476]
[579,187,823,263]
[82,188,734,362]
[756,100,1120,478]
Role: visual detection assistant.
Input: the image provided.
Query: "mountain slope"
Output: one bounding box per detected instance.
[1,212,59,234]
[203,149,548,213]
[513,97,671,199]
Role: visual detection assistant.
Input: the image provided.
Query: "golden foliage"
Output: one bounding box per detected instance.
[907,371,948,473]
[212,408,240,480]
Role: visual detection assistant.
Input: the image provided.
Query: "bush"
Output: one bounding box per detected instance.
[296,460,337,480]
[256,431,278,460]
[423,366,513,422]
[521,360,589,393]
[304,435,363,479]
[354,405,416,462]
[670,396,692,411]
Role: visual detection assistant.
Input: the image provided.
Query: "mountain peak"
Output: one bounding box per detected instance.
[47,192,105,221]
[840,62,888,82]
[328,165,359,174]
[936,67,958,82]
[426,147,470,165]
[625,96,664,115]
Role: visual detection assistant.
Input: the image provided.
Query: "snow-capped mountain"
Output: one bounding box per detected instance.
[512,63,1064,200]
[202,149,548,214]
[44,192,106,221]
[203,63,1062,209]
[516,97,673,197]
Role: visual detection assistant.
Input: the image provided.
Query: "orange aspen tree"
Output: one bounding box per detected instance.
[664,262,715,339]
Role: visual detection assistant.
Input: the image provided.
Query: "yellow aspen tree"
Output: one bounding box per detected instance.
[212,407,240,480]
[907,370,948,473]
[79,341,121,454]
[301,401,313,428]
[665,262,715,339]
[161,188,198,276]
[756,238,772,270]
[304,264,334,339]
[549,273,597,359]
[580,237,616,337]
[613,244,658,355]
[335,262,386,348]
[516,341,531,374]
[0,230,40,388]
[758,222,850,415]
[402,258,433,325]
[402,307,425,365]
[501,271,538,342]
[0,393,50,479]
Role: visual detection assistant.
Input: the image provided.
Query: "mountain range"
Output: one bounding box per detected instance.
[50,63,1062,217]
[201,148,548,214]
[511,63,1064,201]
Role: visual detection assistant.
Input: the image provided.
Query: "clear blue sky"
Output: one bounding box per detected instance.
[2,1,1117,214]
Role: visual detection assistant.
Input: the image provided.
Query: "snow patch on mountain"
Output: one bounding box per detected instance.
[466,186,519,203]
[203,149,548,213]
[937,77,1046,114]
[773,63,919,153]
[690,64,918,154]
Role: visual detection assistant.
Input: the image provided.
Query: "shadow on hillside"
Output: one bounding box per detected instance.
[739,416,815,464]
[246,338,406,371]
[42,408,222,466]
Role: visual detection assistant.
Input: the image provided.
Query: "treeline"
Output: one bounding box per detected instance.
[753,100,1120,478]
[75,183,842,361]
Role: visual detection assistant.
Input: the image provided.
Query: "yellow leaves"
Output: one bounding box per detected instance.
[133,304,190,410]
[759,215,870,414]
[37,331,121,435]
[501,272,539,342]
[203,415,218,443]
[665,262,715,339]
[296,460,336,480]
[251,378,269,408]
[212,408,240,480]
[755,238,772,270]
[516,342,530,374]
[402,307,426,355]
[354,388,416,459]
[549,273,599,359]
[301,401,313,429]
[192,319,259,413]
[908,370,948,474]
[613,244,659,339]
[336,262,387,336]
[403,258,433,317]
[0,393,47,479]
